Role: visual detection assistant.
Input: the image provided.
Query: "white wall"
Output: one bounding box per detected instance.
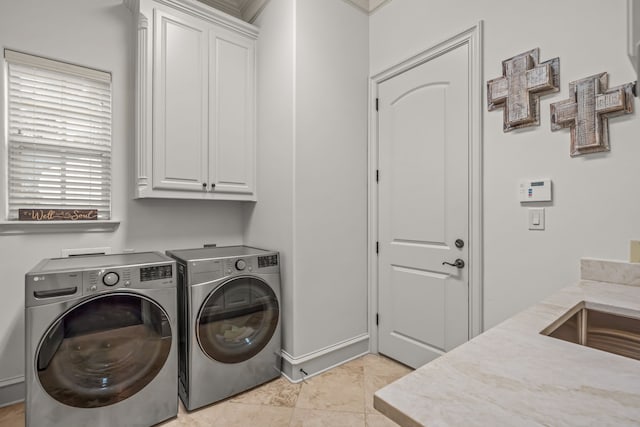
[294,0,368,356]
[6,0,624,393]
[243,0,296,352]
[370,0,640,328]
[0,0,245,388]
[246,0,369,363]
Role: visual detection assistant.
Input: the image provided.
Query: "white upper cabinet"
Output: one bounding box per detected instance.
[129,0,258,200]
[153,9,209,192]
[630,0,640,82]
[209,27,255,196]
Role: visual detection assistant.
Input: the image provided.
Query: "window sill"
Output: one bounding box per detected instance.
[0,220,120,235]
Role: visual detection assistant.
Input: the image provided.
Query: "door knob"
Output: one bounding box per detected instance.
[442,259,465,268]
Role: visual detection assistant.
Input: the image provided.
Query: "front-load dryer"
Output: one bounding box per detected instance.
[25,252,178,427]
[165,245,281,411]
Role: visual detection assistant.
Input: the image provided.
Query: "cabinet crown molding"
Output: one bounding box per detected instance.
[193,0,392,22]
[132,0,258,38]
[195,0,266,22]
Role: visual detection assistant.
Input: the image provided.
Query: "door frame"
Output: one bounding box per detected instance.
[368,22,484,354]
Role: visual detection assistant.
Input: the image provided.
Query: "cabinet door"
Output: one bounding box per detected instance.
[209,27,256,197]
[153,9,209,192]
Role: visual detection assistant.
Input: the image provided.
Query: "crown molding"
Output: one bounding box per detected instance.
[339,0,393,14]
[240,0,269,22]
[197,0,241,18]
[344,0,368,13]
[369,0,392,13]
[195,0,392,21]
[129,0,258,37]
[340,0,393,14]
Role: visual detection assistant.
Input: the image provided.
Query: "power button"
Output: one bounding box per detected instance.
[103,272,119,286]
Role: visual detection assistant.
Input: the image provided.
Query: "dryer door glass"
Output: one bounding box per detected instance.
[36,293,172,408]
[197,277,279,363]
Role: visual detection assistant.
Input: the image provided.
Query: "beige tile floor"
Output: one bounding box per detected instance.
[0,354,411,427]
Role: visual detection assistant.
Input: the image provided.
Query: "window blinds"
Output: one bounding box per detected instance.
[5,50,112,220]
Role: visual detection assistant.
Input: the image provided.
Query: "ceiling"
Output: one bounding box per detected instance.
[196,0,391,22]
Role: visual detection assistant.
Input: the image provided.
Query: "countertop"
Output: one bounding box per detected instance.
[374,259,640,426]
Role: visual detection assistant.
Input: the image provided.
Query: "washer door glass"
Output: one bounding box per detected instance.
[197,277,279,364]
[36,293,172,408]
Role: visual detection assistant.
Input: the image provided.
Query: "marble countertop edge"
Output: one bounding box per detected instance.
[374,260,640,426]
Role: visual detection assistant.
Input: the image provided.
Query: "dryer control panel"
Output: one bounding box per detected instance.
[258,254,278,268]
[220,254,279,275]
[171,250,281,287]
[224,258,254,274]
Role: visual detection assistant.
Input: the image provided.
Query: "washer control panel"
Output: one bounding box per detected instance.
[26,253,176,307]
[84,263,174,294]
[140,264,173,282]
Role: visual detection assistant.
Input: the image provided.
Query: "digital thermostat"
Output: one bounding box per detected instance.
[519,179,552,202]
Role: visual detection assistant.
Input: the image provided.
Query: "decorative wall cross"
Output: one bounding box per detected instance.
[487,48,560,132]
[550,73,634,156]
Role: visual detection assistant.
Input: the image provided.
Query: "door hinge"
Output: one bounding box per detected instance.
[376,313,379,326]
[376,170,379,182]
[375,98,379,111]
[376,241,379,254]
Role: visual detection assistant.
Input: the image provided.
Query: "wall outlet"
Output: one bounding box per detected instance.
[631,240,640,263]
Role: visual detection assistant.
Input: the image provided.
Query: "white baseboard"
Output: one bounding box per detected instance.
[0,376,24,408]
[281,334,369,383]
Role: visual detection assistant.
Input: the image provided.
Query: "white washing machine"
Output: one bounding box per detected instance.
[165,246,281,411]
[25,252,178,427]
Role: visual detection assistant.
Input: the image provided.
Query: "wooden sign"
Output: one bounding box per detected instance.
[487,48,560,131]
[550,73,634,156]
[19,209,98,221]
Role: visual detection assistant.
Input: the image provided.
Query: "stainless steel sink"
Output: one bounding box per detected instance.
[541,302,640,361]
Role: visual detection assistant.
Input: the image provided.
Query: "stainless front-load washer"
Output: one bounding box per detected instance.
[25,252,178,427]
[165,246,281,411]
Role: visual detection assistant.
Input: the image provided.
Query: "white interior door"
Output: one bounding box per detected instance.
[377,42,470,369]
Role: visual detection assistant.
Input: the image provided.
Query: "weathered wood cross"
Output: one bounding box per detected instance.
[487,48,560,132]
[550,73,634,156]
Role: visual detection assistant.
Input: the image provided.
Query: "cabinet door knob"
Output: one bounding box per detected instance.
[202,183,207,189]
[211,183,216,189]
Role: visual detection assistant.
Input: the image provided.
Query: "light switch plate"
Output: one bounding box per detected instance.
[528,208,545,230]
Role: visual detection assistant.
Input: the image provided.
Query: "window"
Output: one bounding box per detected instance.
[4,50,112,221]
